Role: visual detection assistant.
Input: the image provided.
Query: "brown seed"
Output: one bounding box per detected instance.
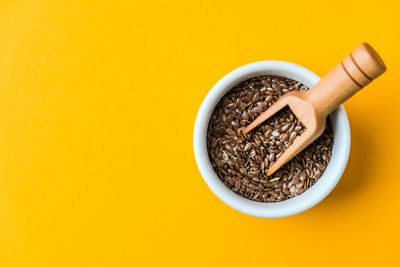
[276,181,284,188]
[298,173,307,183]
[235,181,242,191]
[295,125,303,132]
[261,80,271,87]
[290,185,296,194]
[231,121,239,128]
[283,188,290,195]
[252,92,260,103]
[215,158,222,167]
[263,157,269,167]
[225,143,233,152]
[295,188,304,195]
[227,128,235,136]
[280,133,289,141]
[316,162,326,170]
[271,149,280,154]
[244,143,252,151]
[272,83,281,92]
[289,131,297,141]
[281,123,290,132]
[268,153,275,162]
[265,129,272,138]
[299,85,308,92]
[265,95,273,102]
[252,106,263,113]
[269,177,280,182]
[249,183,258,190]
[242,111,249,120]
[242,96,250,102]
[228,168,236,175]
[322,151,330,162]
[268,190,278,197]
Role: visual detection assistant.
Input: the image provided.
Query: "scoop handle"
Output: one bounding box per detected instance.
[305,43,386,115]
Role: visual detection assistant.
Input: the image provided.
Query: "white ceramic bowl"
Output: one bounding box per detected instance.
[193,61,351,218]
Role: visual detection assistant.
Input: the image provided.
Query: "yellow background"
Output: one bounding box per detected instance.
[0,0,399,266]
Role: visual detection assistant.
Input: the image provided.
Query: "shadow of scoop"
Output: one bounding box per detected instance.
[324,113,376,203]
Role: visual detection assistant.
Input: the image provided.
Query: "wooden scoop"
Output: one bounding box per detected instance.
[243,43,386,176]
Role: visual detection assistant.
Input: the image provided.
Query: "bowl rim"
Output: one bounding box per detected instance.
[193,60,350,218]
